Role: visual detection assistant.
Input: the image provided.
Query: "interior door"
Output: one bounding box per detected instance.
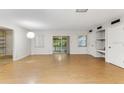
[107,26,124,68]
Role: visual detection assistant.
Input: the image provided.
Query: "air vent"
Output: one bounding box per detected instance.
[89,29,92,32]
[97,26,102,30]
[111,19,120,25]
[76,9,88,13]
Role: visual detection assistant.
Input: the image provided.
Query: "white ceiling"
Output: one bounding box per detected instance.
[0,9,124,31]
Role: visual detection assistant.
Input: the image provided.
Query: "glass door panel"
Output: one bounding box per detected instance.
[53,36,69,54]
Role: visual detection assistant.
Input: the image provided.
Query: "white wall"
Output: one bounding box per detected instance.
[13,27,31,61]
[31,30,88,55]
[87,29,97,57]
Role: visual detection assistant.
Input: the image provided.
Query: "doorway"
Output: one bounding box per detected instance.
[0,27,13,64]
[53,36,70,54]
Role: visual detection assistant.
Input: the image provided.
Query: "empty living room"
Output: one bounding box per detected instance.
[0,9,124,85]
[1,0,124,92]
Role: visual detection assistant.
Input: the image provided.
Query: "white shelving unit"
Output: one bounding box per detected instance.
[95,29,105,57]
[96,38,105,40]
[96,49,105,54]
[0,31,6,57]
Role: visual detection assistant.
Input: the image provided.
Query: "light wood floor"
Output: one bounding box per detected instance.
[0,54,124,84]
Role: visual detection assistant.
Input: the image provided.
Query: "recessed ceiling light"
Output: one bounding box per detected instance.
[76,9,88,13]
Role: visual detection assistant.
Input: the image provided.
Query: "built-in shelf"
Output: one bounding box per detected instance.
[0,31,6,56]
[0,43,5,44]
[0,38,5,39]
[0,47,6,49]
[96,38,105,40]
[95,28,105,57]
[97,49,105,54]
[96,29,105,32]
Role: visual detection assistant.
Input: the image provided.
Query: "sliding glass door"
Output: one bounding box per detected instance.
[53,36,69,54]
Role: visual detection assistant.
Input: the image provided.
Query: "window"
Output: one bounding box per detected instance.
[78,35,87,47]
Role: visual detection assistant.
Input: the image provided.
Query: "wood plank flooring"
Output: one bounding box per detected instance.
[0,54,124,84]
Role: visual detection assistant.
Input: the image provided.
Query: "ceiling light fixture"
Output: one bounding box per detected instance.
[76,9,88,13]
[26,32,35,39]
